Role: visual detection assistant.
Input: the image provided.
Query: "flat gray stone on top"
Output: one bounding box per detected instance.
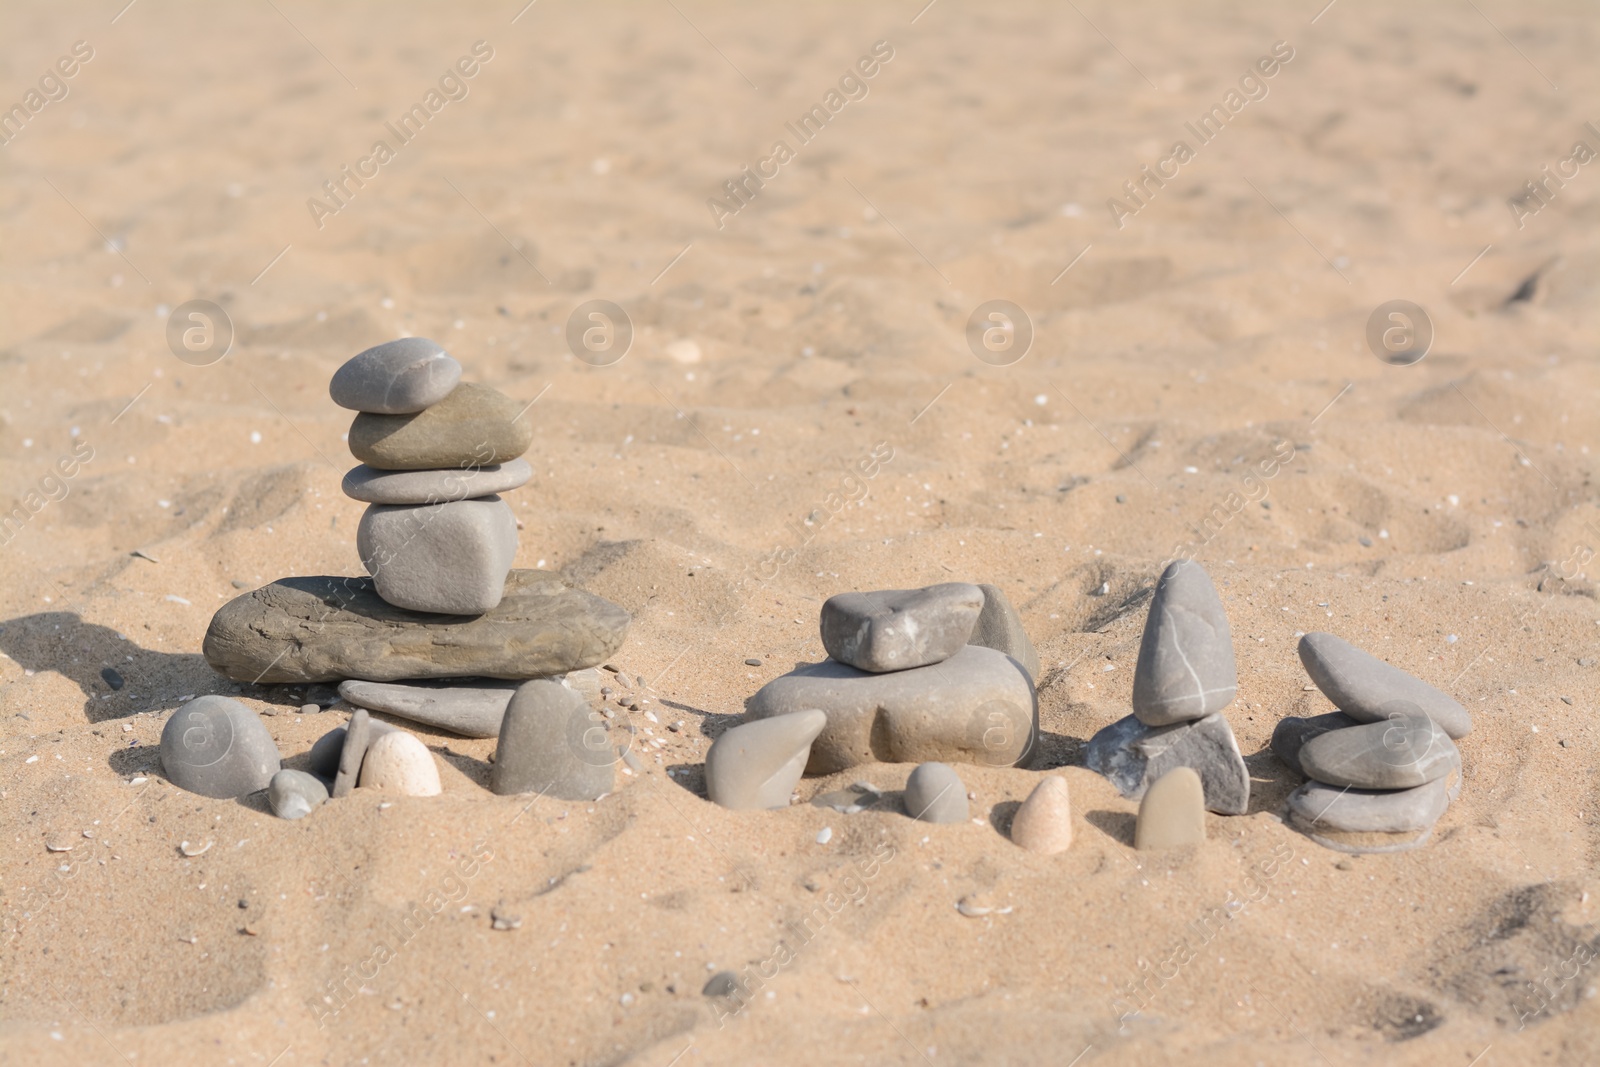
[1286,776,1453,835]
[330,337,461,414]
[1085,711,1249,815]
[1132,560,1237,727]
[348,382,532,470]
[159,696,281,800]
[704,709,827,810]
[903,762,968,823]
[491,679,614,801]
[203,570,631,683]
[1298,713,1460,790]
[1298,632,1473,739]
[342,459,533,505]
[1270,711,1360,774]
[743,644,1036,774]
[358,496,518,615]
[968,583,1041,681]
[338,679,520,738]
[268,769,329,819]
[820,583,983,672]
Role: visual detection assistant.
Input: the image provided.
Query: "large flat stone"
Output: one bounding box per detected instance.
[1299,632,1473,739]
[743,644,1037,775]
[348,382,533,470]
[820,583,983,672]
[202,569,631,684]
[1132,560,1237,726]
[1084,712,1249,815]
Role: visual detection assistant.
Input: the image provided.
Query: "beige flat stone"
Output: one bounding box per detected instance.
[1135,767,1206,850]
[1010,776,1072,854]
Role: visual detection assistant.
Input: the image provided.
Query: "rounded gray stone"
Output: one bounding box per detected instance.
[308,726,347,779]
[705,710,827,810]
[743,644,1037,774]
[159,696,281,800]
[1085,712,1250,815]
[1298,713,1461,790]
[330,337,461,414]
[1132,560,1237,726]
[490,679,615,801]
[903,762,968,823]
[1298,632,1472,739]
[338,679,521,738]
[967,583,1041,681]
[341,459,533,505]
[1270,711,1360,774]
[358,497,518,615]
[1286,776,1453,835]
[820,583,983,672]
[268,769,329,819]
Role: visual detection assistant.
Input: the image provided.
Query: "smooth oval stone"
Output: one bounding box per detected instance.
[268,769,329,819]
[338,679,519,738]
[1298,632,1473,739]
[1135,767,1206,850]
[308,727,347,779]
[331,338,461,414]
[358,730,442,795]
[491,679,614,801]
[968,583,1040,681]
[1010,776,1072,854]
[159,696,281,799]
[342,459,533,505]
[903,762,968,823]
[1286,776,1453,835]
[744,645,1037,774]
[1270,711,1360,774]
[1085,712,1249,815]
[705,710,827,810]
[1298,714,1460,790]
[348,382,532,470]
[1133,561,1237,726]
[358,497,518,615]
[820,583,983,672]
[203,570,631,684]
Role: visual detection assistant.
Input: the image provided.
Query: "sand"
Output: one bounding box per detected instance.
[3,1,1599,1063]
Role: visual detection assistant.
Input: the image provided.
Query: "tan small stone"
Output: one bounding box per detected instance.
[1135,767,1205,850]
[358,731,442,796]
[1010,776,1072,854]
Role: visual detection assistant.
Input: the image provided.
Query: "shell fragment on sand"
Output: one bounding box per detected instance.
[342,458,532,505]
[357,497,518,615]
[1085,712,1249,815]
[968,583,1041,681]
[1136,766,1207,850]
[1298,632,1473,739]
[329,337,461,414]
[819,583,983,672]
[202,570,631,684]
[743,645,1037,774]
[159,696,281,800]
[337,679,520,738]
[704,709,827,810]
[1132,560,1237,726]
[348,381,533,470]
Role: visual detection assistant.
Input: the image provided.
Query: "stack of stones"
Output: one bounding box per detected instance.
[1273,632,1470,853]
[710,582,1039,813]
[1086,560,1250,816]
[192,338,632,815]
[333,337,530,615]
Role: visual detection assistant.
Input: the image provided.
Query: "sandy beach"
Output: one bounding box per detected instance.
[3,1,1600,1063]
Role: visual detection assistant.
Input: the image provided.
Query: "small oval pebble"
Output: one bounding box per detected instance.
[1297,713,1459,790]
[357,730,441,796]
[268,769,329,820]
[159,696,281,800]
[330,337,461,414]
[903,762,968,823]
[1010,776,1072,854]
[1135,766,1206,850]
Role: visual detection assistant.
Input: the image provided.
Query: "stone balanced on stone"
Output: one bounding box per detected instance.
[1275,632,1470,854]
[1086,560,1250,815]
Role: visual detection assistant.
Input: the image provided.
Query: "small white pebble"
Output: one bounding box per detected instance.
[816,827,833,845]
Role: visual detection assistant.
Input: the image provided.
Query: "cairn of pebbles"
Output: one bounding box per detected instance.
[1086,560,1250,815]
[1273,632,1470,853]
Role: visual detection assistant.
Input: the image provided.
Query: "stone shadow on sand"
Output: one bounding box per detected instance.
[1085,809,1137,847]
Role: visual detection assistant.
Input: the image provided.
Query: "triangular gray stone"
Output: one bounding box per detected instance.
[704,710,827,810]
[1085,712,1249,815]
[490,679,615,800]
[1132,561,1237,726]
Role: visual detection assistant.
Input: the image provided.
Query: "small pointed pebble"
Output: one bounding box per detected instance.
[1135,767,1206,850]
[268,769,329,819]
[705,710,827,810]
[1010,776,1072,854]
[1133,561,1237,726]
[903,762,969,823]
[357,731,442,796]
